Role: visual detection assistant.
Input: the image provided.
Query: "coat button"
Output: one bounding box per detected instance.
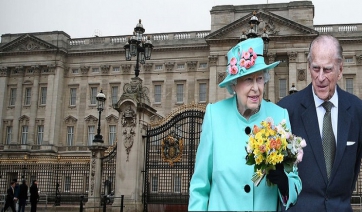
[245,126,251,135]
[244,184,251,193]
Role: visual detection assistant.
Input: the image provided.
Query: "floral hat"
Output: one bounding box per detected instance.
[219,37,280,93]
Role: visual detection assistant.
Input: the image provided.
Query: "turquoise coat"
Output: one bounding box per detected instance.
[189,96,302,211]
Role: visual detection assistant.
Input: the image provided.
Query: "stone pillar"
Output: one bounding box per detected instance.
[208,55,218,103]
[267,53,276,103]
[113,77,157,212]
[86,144,107,212]
[0,67,9,143]
[28,66,40,145]
[12,66,25,144]
[44,64,63,147]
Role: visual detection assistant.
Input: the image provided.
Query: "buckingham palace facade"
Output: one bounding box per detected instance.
[1,1,362,210]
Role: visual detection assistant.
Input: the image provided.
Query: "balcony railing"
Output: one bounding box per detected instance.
[69,31,210,46]
[314,24,362,33]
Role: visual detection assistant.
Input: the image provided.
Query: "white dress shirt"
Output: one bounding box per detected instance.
[312,86,338,145]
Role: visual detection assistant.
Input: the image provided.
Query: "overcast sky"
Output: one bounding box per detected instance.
[1,0,361,39]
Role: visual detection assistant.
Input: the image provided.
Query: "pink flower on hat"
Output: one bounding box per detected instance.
[243,51,251,60]
[240,47,257,69]
[229,65,238,75]
[227,57,239,75]
[244,60,252,69]
[230,57,237,66]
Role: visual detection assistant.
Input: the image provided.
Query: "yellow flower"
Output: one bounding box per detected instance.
[256,169,264,177]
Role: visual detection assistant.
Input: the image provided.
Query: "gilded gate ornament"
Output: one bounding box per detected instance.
[161,135,184,167]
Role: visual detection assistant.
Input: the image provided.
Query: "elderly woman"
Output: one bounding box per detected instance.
[188,38,301,211]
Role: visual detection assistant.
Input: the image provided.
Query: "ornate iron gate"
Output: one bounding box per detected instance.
[101,145,117,201]
[144,104,205,211]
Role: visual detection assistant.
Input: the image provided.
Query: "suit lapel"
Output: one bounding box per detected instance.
[329,86,352,182]
[301,84,328,184]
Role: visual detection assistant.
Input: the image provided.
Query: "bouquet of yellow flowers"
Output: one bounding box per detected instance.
[246,117,306,186]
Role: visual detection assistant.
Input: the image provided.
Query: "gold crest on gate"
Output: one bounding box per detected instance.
[161,135,184,167]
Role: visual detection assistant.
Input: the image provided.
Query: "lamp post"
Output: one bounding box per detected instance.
[123,19,154,77]
[93,90,106,143]
[55,154,61,206]
[239,11,270,55]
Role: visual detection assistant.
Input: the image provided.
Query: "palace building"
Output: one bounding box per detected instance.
[0,1,362,211]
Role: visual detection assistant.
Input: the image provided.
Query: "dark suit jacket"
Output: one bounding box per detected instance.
[18,183,28,199]
[29,184,39,203]
[6,186,15,203]
[277,84,362,212]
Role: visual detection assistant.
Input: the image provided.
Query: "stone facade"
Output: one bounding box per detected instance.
[1,1,362,210]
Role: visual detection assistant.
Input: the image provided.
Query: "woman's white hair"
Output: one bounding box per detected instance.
[225,70,270,95]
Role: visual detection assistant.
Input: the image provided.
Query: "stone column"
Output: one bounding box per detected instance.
[44,64,64,147]
[28,66,40,145]
[267,53,276,103]
[86,144,107,212]
[208,55,218,103]
[0,67,9,143]
[12,66,25,144]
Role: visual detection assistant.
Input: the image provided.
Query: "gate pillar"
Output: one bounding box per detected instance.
[86,144,107,212]
[113,77,158,212]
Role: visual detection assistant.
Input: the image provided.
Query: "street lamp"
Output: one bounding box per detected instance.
[93,90,106,143]
[239,11,270,55]
[289,83,298,95]
[123,19,154,77]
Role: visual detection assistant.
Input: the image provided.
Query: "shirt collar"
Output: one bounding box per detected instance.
[312,85,338,108]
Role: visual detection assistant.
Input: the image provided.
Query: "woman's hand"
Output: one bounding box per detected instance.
[266,163,288,195]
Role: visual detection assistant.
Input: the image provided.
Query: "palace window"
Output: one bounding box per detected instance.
[90,87,98,105]
[67,126,74,146]
[199,83,207,102]
[177,64,185,69]
[21,125,28,144]
[40,87,47,105]
[176,84,184,103]
[72,68,79,74]
[154,85,162,103]
[111,86,119,105]
[6,126,12,144]
[199,63,207,68]
[24,88,31,106]
[345,57,353,63]
[279,79,287,98]
[346,78,354,94]
[88,125,95,145]
[37,125,44,145]
[9,88,16,106]
[92,68,99,73]
[70,88,77,106]
[109,125,116,145]
[155,65,163,70]
[113,67,120,72]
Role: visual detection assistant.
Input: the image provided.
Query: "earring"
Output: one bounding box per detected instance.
[233,91,236,95]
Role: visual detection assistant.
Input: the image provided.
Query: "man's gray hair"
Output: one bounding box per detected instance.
[307,35,343,66]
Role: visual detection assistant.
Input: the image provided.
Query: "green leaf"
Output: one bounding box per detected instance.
[246,154,255,165]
